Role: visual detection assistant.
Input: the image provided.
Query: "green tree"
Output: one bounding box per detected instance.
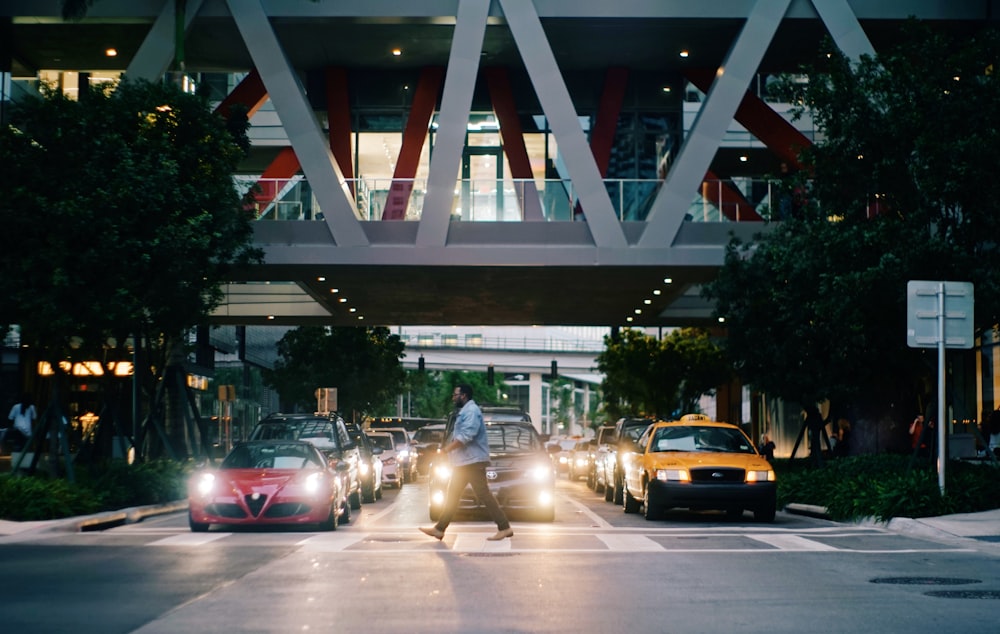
[703,23,1000,420]
[596,328,729,420]
[262,326,406,421]
[397,369,507,419]
[0,79,258,458]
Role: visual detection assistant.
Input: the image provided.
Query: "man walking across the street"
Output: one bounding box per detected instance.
[420,383,513,541]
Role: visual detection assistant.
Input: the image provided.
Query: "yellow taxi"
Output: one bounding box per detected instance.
[620,414,776,522]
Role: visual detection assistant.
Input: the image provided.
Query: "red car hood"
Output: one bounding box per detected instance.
[222,468,310,496]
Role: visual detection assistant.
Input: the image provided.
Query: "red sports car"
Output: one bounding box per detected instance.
[188,440,350,532]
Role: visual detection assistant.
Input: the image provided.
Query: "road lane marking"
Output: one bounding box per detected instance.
[596,534,665,551]
[298,532,368,551]
[451,533,512,552]
[151,532,232,546]
[746,534,839,551]
[562,493,615,529]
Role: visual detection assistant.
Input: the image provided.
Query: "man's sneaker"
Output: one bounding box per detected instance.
[419,526,445,540]
[487,527,514,541]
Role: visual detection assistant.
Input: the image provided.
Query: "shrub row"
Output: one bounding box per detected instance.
[0,459,191,521]
[774,454,1000,522]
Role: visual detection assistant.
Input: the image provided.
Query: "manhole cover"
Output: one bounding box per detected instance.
[925,590,1000,600]
[870,577,981,586]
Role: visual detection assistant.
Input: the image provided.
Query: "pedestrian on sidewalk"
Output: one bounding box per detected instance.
[7,393,36,452]
[420,383,513,542]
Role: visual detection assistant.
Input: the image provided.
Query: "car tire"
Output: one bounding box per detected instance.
[754,503,776,523]
[623,482,640,513]
[340,498,351,524]
[603,477,614,501]
[349,488,362,510]
[613,474,624,505]
[643,485,664,521]
[375,482,383,500]
[189,512,209,533]
[362,481,375,504]
[319,505,339,531]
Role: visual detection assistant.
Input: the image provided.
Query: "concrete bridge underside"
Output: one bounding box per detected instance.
[4,0,989,328]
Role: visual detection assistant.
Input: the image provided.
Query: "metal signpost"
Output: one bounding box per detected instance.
[906,281,974,494]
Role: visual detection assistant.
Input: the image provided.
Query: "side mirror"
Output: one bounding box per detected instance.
[333,461,350,472]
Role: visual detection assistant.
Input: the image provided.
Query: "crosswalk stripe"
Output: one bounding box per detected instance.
[596,534,665,551]
[746,534,839,551]
[452,533,512,552]
[298,533,368,551]
[151,532,231,546]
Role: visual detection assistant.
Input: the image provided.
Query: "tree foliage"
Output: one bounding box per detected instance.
[399,369,505,419]
[596,328,729,420]
[262,326,407,420]
[703,23,1000,415]
[0,79,259,363]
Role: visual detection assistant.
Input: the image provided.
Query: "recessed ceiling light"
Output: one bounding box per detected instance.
[105,48,118,57]
[718,317,726,323]
[653,290,662,295]
[339,298,347,303]
[664,278,673,284]
[317,276,326,282]
[679,50,689,58]
[626,317,634,323]
[267,315,275,320]
[739,155,748,162]
[392,48,402,56]
[634,309,642,315]
[330,288,339,293]
[644,299,652,305]
[349,308,357,313]
[662,86,671,93]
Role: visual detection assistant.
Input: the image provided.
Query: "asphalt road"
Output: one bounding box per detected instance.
[2,477,997,634]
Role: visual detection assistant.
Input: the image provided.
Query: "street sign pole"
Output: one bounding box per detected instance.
[936,283,946,495]
[906,280,974,496]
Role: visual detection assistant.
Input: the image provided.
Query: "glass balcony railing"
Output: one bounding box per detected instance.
[233,176,786,223]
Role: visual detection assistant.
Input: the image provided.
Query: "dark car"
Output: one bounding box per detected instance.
[249,413,363,510]
[412,423,447,476]
[429,419,555,522]
[345,421,384,503]
[606,417,654,504]
[188,440,350,532]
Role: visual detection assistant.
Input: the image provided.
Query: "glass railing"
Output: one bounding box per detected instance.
[234,176,786,223]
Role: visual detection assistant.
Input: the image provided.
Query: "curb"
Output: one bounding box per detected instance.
[783,503,831,519]
[43,500,189,533]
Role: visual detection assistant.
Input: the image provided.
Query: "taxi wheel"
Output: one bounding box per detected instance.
[643,486,664,521]
[622,483,640,513]
[754,504,776,523]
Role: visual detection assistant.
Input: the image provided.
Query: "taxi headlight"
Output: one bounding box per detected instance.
[655,468,689,482]
[195,472,216,496]
[746,470,775,482]
[434,463,453,480]
[358,461,370,476]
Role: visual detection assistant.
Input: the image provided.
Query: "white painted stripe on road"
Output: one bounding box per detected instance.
[452,533,512,552]
[561,493,615,529]
[298,532,368,551]
[151,532,232,546]
[596,534,666,551]
[747,534,838,551]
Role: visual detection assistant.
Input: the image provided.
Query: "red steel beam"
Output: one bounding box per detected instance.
[214,68,268,120]
[253,147,301,217]
[485,67,543,221]
[383,67,444,220]
[701,169,762,222]
[685,69,811,169]
[591,67,629,177]
[325,67,355,195]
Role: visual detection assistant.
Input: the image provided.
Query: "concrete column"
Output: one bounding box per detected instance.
[529,372,543,434]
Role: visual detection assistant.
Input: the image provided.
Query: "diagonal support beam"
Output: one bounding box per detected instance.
[485,67,544,221]
[500,0,626,248]
[810,0,876,62]
[640,0,791,248]
[325,67,355,195]
[416,0,490,247]
[384,67,444,220]
[126,0,205,81]
[214,68,268,120]
[227,0,367,246]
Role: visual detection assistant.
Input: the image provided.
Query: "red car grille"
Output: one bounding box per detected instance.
[205,503,247,519]
[264,502,313,518]
[245,494,268,517]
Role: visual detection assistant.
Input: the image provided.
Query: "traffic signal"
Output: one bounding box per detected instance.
[418,355,425,372]
[551,360,558,378]
[487,364,495,385]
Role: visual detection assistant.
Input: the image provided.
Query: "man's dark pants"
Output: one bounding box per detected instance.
[435,461,510,532]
